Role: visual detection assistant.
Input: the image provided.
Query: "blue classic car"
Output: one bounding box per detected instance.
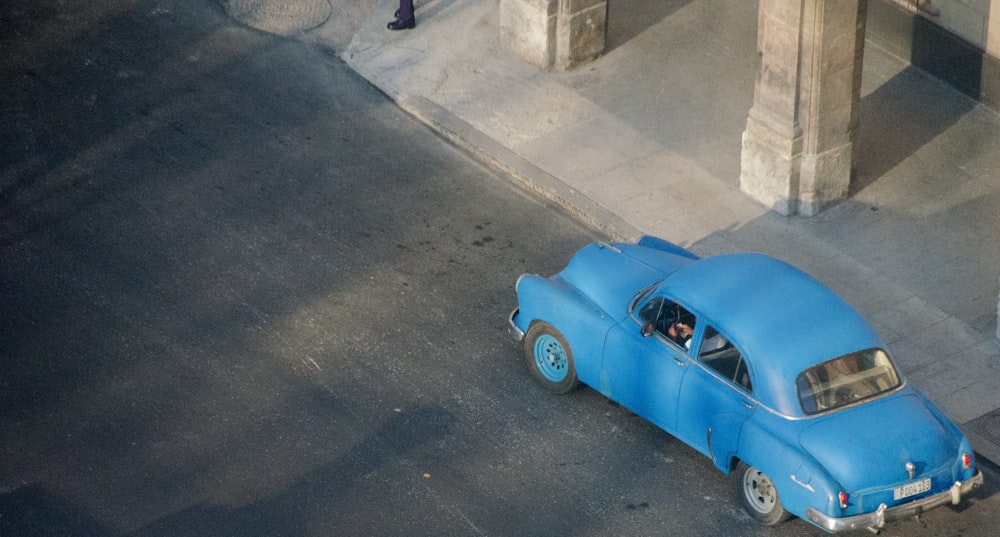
[508,236,982,533]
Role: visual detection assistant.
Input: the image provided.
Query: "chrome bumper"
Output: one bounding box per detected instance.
[806,470,983,533]
[507,307,525,342]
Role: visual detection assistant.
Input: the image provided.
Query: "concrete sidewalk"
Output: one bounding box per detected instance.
[330,0,1000,463]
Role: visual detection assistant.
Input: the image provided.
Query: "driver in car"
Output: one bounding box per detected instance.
[668,319,694,348]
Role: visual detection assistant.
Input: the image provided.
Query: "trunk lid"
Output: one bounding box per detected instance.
[798,392,959,492]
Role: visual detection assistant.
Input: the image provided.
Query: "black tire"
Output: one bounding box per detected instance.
[732,461,791,525]
[524,322,579,394]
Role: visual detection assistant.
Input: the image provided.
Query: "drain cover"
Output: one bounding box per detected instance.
[966,408,1000,445]
[223,0,332,36]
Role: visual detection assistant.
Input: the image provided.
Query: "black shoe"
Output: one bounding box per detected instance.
[387,17,415,30]
[394,9,399,17]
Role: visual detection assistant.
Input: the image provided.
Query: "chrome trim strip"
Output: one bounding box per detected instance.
[790,474,815,493]
[805,470,983,533]
[596,240,621,253]
[508,308,525,342]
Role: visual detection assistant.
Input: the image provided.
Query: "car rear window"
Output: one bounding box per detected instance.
[796,349,901,415]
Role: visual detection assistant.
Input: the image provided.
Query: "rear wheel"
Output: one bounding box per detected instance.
[524,322,579,394]
[732,461,791,525]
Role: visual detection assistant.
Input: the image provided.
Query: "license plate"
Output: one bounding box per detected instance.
[893,478,932,500]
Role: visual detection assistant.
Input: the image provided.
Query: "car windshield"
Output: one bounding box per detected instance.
[631,280,662,311]
[796,349,901,415]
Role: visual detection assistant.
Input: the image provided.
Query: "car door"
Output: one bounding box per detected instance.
[599,295,694,432]
[674,323,756,466]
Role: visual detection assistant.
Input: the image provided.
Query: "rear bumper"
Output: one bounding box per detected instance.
[507,308,525,342]
[806,470,983,533]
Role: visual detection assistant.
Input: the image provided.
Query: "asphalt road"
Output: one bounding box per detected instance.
[2,2,998,536]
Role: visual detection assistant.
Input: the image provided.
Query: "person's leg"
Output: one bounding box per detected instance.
[397,0,414,20]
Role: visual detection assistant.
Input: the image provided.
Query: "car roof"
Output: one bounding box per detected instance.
[658,253,884,415]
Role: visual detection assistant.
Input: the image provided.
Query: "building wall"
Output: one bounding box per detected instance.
[872,0,1000,110]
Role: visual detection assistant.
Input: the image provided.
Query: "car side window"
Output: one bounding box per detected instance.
[638,297,697,351]
[697,325,752,392]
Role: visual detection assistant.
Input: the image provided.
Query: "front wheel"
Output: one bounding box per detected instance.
[732,461,791,525]
[524,322,579,394]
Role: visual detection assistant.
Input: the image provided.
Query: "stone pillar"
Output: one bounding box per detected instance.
[740,0,867,216]
[500,0,606,71]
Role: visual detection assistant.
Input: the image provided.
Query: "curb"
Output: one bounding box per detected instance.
[342,52,642,244]
[398,94,643,243]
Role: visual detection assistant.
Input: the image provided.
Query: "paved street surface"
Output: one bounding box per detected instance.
[2,1,1000,536]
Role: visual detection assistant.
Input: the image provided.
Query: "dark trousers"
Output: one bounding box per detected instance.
[398,0,414,20]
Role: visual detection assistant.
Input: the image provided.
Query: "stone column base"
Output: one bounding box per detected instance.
[798,143,853,216]
[741,112,853,216]
[500,0,606,71]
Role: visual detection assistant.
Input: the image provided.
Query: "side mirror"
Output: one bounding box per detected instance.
[641,322,655,338]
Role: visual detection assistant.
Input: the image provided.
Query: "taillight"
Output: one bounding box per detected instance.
[838,491,848,509]
[963,453,972,470]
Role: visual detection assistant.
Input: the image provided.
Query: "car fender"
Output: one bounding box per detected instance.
[736,413,842,521]
[918,388,978,483]
[515,273,618,388]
